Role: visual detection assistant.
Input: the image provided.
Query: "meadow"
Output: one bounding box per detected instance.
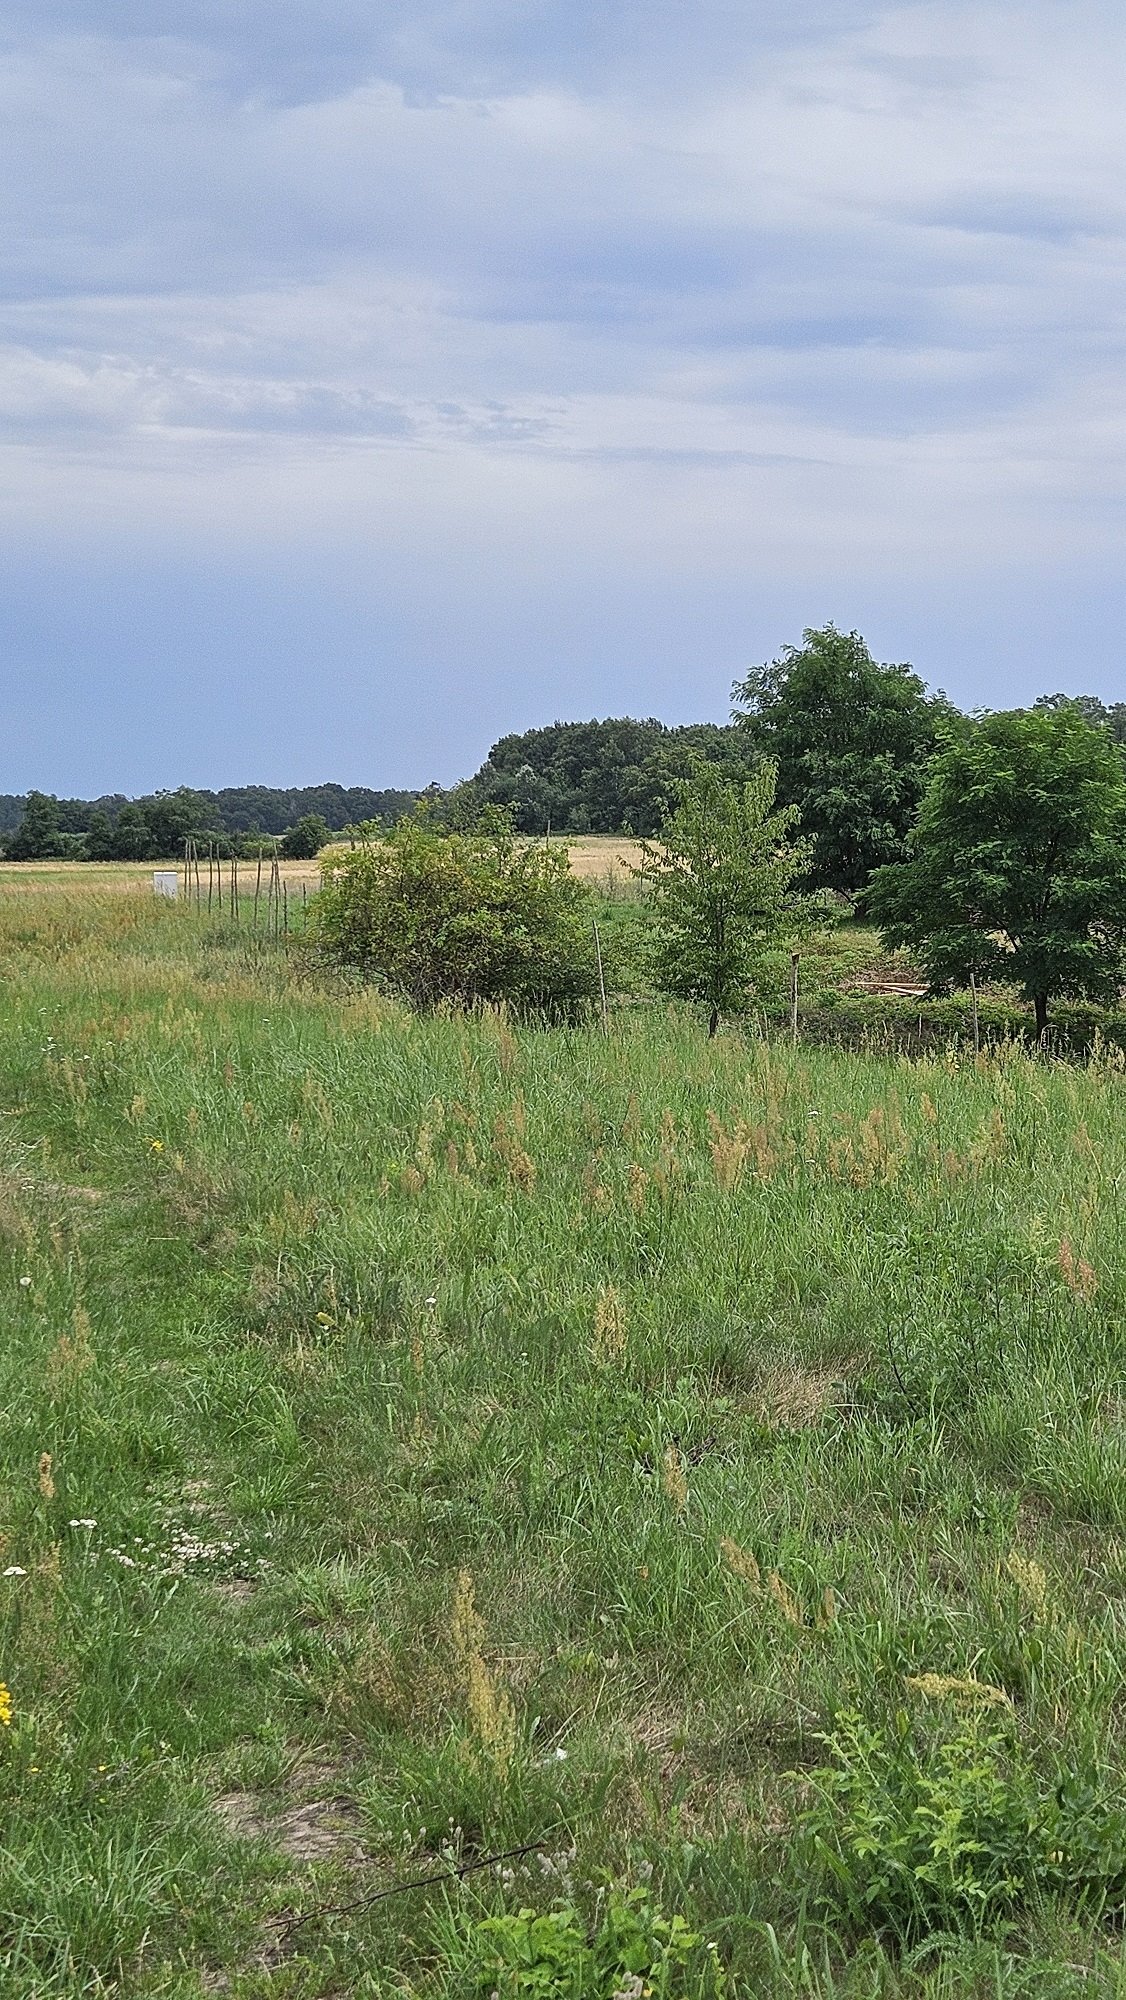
[3,884,1126,1996]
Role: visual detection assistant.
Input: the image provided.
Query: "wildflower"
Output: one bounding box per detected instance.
[68,1519,96,1530]
[2,1567,26,1578]
[18,1276,31,1289]
[0,1683,12,1727]
[148,1139,164,1154]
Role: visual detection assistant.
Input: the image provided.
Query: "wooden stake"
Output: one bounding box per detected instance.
[592,920,608,1036]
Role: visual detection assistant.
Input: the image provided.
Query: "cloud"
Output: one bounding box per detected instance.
[2,1,1126,789]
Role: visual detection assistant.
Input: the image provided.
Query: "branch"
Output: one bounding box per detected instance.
[269,1839,547,1941]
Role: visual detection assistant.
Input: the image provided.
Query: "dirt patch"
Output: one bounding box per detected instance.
[214,1776,367,1865]
[275,1796,367,1865]
[214,1790,269,1842]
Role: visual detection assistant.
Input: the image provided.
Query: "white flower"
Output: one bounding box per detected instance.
[553,1747,568,1761]
[18,1276,31,1289]
[3,1566,27,1577]
[69,1519,97,1529]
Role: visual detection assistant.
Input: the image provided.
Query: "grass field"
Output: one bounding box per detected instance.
[4,888,1126,1996]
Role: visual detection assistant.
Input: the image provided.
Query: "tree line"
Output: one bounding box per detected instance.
[5,625,1126,898]
[1,783,424,862]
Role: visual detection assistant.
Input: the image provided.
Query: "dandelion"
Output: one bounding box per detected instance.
[0,1683,12,1727]
[148,1139,164,1155]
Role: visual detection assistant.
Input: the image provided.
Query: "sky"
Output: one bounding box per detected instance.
[3,0,1126,794]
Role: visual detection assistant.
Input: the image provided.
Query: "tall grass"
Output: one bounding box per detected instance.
[2,888,1126,1994]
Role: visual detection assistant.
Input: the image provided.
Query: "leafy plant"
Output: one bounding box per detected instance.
[310,808,598,1015]
[457,1886,714,1998]
[800,1707,1126,1944]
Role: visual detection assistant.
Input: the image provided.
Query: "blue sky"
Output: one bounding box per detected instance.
[3,0,1126,792]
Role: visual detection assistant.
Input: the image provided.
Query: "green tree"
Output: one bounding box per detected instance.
[108,804,154,861]
[281,814,331,860]
[6,791,66,860]
[311,810,597,1016]
[83,810,116,860]
[732,625,947,896]
[868,705,1126,1036]
[640,761,810,1036]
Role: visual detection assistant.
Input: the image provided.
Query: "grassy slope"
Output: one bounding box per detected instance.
[2,893,1126,1994]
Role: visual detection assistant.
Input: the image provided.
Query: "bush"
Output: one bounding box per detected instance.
[310,811,599,1016]
[799,1707,1126,1944]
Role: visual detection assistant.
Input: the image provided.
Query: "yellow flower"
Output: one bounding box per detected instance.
[148,1139,164,1154]
[0,1682,13,1727]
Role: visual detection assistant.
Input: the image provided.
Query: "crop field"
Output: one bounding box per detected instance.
[4,888,1126,1997]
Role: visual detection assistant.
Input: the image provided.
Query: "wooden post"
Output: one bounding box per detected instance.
[592,920,608,1037]
[254,852,263,929]
[789,950,800,1049]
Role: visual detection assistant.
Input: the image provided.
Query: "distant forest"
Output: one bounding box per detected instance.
[4,638,1125,864]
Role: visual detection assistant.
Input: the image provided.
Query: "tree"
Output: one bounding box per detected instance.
[732,626,948,896]
[6,792,66,860]
[83,810,116,860]
[281,814,331,860]
[311,810,598,1016]
[639,761,811,1036]
[867,706,1126,1036]
[108,804,154,861]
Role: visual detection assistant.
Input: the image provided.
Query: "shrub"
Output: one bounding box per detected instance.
[310,811,599,1016]
[799,1707,1126,1944]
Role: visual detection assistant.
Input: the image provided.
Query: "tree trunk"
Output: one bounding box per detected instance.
[1033,991,1049,1038]
[708,1005,719,1038]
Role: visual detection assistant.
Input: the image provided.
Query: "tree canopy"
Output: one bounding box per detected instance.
[732,626,947,896]
[448,717,752,836]
[867,705,1126,1035]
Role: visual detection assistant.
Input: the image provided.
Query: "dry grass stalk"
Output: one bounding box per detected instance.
[1006,1549,1049,1619]
[660,1445,688,1513]
[766,1570,804,1626]
[718,1536,761,1590]
[1058,1237,1097,1302]
[450,1568,517,1781]
[906,1673,1012,1709]
[37,1453,55,1501]
[592,1285,626,1364]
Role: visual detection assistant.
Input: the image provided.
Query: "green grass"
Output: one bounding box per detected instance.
[4,890,1126,1994]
